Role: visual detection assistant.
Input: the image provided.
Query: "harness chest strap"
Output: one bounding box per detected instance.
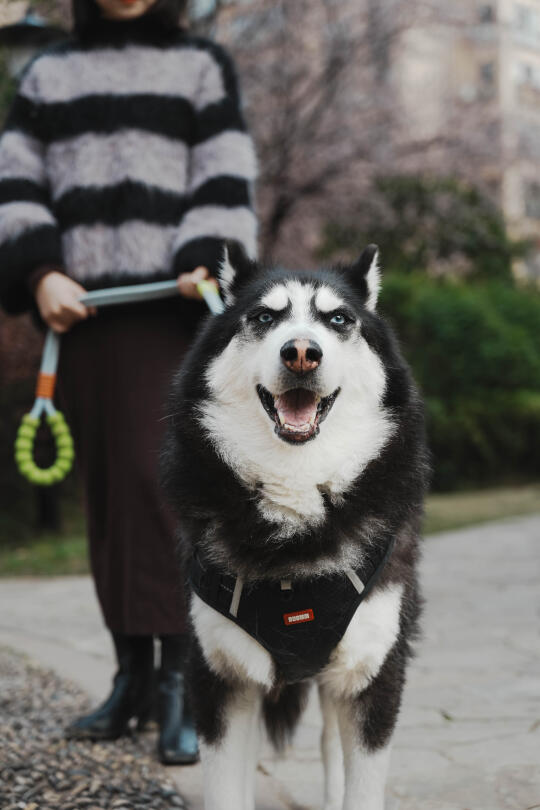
[190,536,397,683]
[228,568,365,620]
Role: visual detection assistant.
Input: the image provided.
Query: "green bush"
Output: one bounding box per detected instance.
[379,275,540,490]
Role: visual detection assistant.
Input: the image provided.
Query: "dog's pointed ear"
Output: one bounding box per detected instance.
[218,240,253,306]
[350,244,381,312]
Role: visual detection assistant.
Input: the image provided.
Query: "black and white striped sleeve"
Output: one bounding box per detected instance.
[0,63,63,314]
[171,43,258,276]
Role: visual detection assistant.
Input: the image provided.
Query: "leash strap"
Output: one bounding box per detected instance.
[79,278,224,314]
[16,279,224,486]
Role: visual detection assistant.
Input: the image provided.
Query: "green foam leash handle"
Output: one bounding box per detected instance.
[15,411,74,486]
[17,279,224,486]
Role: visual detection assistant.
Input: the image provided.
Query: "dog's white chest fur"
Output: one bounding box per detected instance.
[191,594,276,687]
[191,584,403,694]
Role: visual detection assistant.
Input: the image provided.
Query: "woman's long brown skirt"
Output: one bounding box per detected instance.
[57,299,201,635]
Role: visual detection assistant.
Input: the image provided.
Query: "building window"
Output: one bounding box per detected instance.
[479,4,495,23]
[518,124,540,159]
[525,182,540,219]
[515,3,531,30]
[514,3,540,37]
[515,61,539,86]
[478,61,496,98]
[480,62,495,84]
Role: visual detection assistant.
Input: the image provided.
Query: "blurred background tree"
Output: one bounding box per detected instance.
[0,0,539,556]
[320,174,530,281]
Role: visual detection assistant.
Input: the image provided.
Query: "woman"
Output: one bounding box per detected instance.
[0,0,257,764]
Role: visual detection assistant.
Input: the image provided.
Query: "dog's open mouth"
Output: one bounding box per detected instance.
[256,385,340,443]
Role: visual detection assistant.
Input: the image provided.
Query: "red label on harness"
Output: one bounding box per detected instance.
[283,609,314,626]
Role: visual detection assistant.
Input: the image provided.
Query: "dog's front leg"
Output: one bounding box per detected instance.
[319,684,344,810]
[336,699,391,810]
[242,685,263,810]
[201,683,262,810]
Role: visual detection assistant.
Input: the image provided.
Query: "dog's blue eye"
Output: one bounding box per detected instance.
[258,312,274,324]
[330,313,346,325]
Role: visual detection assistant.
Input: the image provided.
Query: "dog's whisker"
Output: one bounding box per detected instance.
[158,412,180,422]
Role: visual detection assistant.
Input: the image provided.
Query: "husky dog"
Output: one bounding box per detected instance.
[162,243,428,810]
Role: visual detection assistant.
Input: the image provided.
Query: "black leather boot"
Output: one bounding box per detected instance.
[65,633,154,740]
[157,635,199,765]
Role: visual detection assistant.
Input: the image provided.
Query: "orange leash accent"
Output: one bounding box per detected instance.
[36,372,56,400]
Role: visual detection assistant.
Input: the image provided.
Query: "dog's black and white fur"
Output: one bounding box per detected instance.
[163,243,428,810]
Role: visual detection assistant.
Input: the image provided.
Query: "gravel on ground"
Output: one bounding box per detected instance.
[0,646,187,810]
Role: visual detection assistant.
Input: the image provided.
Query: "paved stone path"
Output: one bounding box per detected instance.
[1,515,539,809]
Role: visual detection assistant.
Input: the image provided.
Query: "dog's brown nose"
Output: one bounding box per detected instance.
[280,339,323,374]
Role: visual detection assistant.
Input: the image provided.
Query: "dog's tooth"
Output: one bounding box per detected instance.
[284,422,311,433]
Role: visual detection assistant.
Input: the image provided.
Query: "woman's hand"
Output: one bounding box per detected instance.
[176,266,218,300]
[35,271,96,334]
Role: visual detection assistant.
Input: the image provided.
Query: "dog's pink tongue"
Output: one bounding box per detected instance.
[275,389,317,427]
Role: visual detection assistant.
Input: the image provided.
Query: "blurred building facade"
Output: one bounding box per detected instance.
[394,0,540,278]
[497,0,540,278]
[193,0,540,276]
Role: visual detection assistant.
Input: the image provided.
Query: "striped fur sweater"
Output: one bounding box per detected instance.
[0,18,257,314]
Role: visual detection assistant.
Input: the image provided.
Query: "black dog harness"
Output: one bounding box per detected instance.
[190,537,396,683]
